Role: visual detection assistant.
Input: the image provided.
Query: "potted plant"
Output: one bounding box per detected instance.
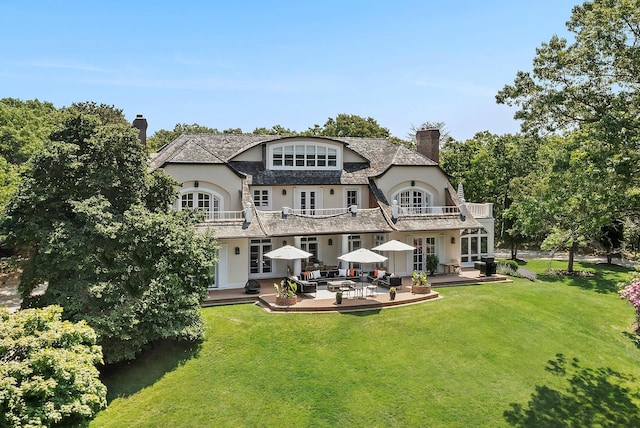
[411,270,431,294]
[389,287,397,300]
[274,279,297,306]
[426,254,439,276]
[335,290,343,304]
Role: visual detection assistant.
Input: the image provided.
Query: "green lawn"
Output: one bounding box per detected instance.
[92,260,640,427]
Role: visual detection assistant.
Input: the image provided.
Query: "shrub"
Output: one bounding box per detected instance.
[0,306,106,427]
[497,259,519,271]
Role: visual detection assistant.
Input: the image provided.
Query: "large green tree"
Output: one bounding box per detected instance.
[505,132,622,271]
[0,305,106,427]
[440,131,540,256]
[496,0,640,259]
[496,0,640,139]
[146,123,220,153]
[2,110,217,363]
[0,98,60,210]
[303,113,392,138]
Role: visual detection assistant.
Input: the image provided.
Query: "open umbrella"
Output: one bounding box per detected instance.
[338,248,388,291]
[264,245,313,276]
[372,240,416,275]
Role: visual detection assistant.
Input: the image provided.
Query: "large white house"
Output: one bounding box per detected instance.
[149,127,494,289]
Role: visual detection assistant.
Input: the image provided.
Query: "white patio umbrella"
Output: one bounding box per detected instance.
[372,240,416,275]
[264,245,313,275]
[338,248,388,289]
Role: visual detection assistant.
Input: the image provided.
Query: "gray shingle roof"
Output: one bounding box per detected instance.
[255,208,393,237]
[150,134,439,183]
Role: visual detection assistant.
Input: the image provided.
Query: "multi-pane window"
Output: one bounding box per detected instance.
[181,192,218,220]
[347,235,362,269]
[252,189,270,210]
[461,227,489,262]
[412,237,436,271]
[300,236,318,264]
[250,239,272,274]
[346,190,358,207]
[272,143,338,169]
[396,189,430,214]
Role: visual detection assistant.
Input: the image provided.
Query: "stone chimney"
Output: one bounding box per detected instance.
[416,128,440,163]
[132,114,148,147]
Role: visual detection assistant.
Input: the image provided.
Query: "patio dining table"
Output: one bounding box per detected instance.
[328,280,356,297]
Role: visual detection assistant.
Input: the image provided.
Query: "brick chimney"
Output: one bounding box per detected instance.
[132,114,148,147]
[416,128,440,163]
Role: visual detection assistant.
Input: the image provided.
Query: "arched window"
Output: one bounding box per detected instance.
[179,188,222,220]
[393,188,432,214]
[270,141,340,170]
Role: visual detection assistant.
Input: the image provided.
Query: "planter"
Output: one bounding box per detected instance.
[276,295,297,306]
[336,293,343,304]
[412,284,431,294]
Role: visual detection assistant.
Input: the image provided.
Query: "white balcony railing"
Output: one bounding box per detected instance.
[465,203,493,219]
[202,210,246,222]
[399,206,460,216]
[285,207,351,217]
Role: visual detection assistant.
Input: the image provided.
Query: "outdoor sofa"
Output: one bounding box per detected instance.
[298,268,362,287]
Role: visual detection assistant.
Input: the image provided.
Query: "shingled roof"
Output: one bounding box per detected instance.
[150,134,439,184]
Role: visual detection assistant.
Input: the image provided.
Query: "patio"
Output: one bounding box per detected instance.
[203,268,509,313]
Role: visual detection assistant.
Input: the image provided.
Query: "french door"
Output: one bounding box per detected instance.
[412,236,436,272]
[250,239,272,275]
[294,188,321,215]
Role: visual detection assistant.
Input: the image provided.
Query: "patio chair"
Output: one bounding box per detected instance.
[244,279,261,294]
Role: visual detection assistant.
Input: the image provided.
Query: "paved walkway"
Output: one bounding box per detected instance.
[494,249,638,268]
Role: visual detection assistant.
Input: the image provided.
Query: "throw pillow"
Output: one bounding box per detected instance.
[377,270,386,278]
[339,268,347,277]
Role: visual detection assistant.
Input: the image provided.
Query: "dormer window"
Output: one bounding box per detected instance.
[270,141,340,170]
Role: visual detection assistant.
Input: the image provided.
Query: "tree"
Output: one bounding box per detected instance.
[496,0,640,261]
[2,111,217,363]
[146,123,220,153]
[506,132,617,271]
[0,98,60,210]
[406,121,452,149]
[0,305,106,427]
[252,125,298,136]
[600,219,624,263]
[440,131,541,257]
[496,0,640,140]
[303,114,391,138]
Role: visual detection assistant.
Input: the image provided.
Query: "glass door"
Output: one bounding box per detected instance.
[250,239,272,274]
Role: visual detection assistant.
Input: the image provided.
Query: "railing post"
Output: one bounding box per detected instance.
[392,199,399,221]
[244,202,252,224]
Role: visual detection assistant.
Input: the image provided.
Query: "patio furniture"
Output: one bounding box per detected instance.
[327,279,356,292]
[441,262,461,274]
[294,279,317,298]
[244,279,261,294]
[340,281,355,298]
[366,284,377,297]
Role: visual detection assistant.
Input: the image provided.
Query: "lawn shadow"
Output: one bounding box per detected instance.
[530,261,631,294]
[504,353,640,427]
[340,308,382,316]
[100,339,202,403]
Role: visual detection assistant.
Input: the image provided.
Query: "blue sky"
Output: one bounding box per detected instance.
[1,1,576,141]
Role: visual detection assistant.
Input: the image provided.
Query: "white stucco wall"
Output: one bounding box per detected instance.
[375,166,448,206]
[164,164,244,211]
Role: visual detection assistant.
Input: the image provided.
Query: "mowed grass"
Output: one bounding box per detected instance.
[92,260,640,427]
